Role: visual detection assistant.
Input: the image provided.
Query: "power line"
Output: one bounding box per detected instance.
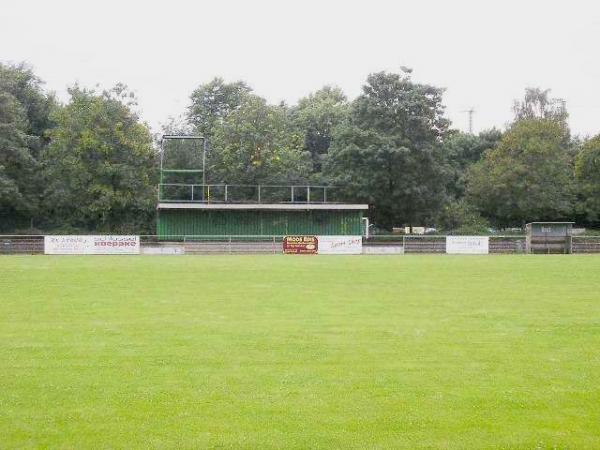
[461,108,475,134]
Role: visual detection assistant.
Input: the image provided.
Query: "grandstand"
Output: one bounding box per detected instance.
[157,135,368,238]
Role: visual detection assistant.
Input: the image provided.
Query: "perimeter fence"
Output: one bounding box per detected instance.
[2,234,600,255]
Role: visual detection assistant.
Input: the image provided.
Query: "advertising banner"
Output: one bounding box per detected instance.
[362,245,404,255]
[282,236,318,254]
[141,245,184,255]
[44,235,140,255]
[446,236,489,254]
[318,236,363,255]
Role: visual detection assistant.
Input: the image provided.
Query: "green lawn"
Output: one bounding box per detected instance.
[1,255,599,449]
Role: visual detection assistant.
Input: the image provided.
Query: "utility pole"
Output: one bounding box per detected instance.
[558,99,567,117]
[461,108,475,134]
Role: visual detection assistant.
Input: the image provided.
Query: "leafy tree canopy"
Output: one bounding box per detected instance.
[209,95,310,186]
[513,87,570,141]
[325,70,449,228]
[0,63,55,230]
[290,86,348,176]
[188,77,252,139]
[575,135,600,224]
[513,88,567,122]
[43,84,157,233]
[436,199,490,235]
[442,129,502,199]
[467,119,574,227]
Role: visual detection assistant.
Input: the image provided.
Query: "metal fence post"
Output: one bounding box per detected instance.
[258,185,261,203]
[225,184,228,202]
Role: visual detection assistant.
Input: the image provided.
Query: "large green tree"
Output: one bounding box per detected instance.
[575,135,600,224]
[0,63,54,231]
[291,86,348,176]
[325,70,449,229]
[513,88,568,123]
[513,87,570,142]
[43,84,157,233]
[467,119,574,226]
[442,129,502,199]
[209,96,310,187]
[187,77,252,139]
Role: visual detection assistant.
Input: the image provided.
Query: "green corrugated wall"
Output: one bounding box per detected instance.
[157,209,364,237]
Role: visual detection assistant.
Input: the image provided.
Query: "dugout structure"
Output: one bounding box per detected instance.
[157,136,368,238]
[525,222,573,254]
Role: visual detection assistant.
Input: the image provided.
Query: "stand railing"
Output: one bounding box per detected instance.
[158,184,340,204]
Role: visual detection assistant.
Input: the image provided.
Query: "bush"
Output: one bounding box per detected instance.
[437,200,490,235]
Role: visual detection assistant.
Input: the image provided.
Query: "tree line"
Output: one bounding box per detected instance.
[1,62,599,234]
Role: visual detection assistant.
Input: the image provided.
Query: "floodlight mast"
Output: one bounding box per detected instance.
[160,135,205,200]
[203,138,207,187]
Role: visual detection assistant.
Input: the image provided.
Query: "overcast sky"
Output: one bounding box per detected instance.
[2,0,599,136]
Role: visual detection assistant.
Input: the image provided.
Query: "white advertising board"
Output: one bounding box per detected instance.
[44,235,140,255]
[317,236,363,255]
[362,245,404,255]
[446,236,489,254]
[141,245,184,255]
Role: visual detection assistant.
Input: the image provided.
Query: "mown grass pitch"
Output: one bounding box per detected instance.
[1,255,599,449]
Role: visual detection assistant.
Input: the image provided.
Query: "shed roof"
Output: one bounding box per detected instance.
[526,222,574,225]
[158,203,368,211]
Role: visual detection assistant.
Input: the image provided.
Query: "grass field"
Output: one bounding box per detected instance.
[1,255,600,449]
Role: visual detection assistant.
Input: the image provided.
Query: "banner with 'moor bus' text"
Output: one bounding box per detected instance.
[44,235,140,255]
[283,235,362,255]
